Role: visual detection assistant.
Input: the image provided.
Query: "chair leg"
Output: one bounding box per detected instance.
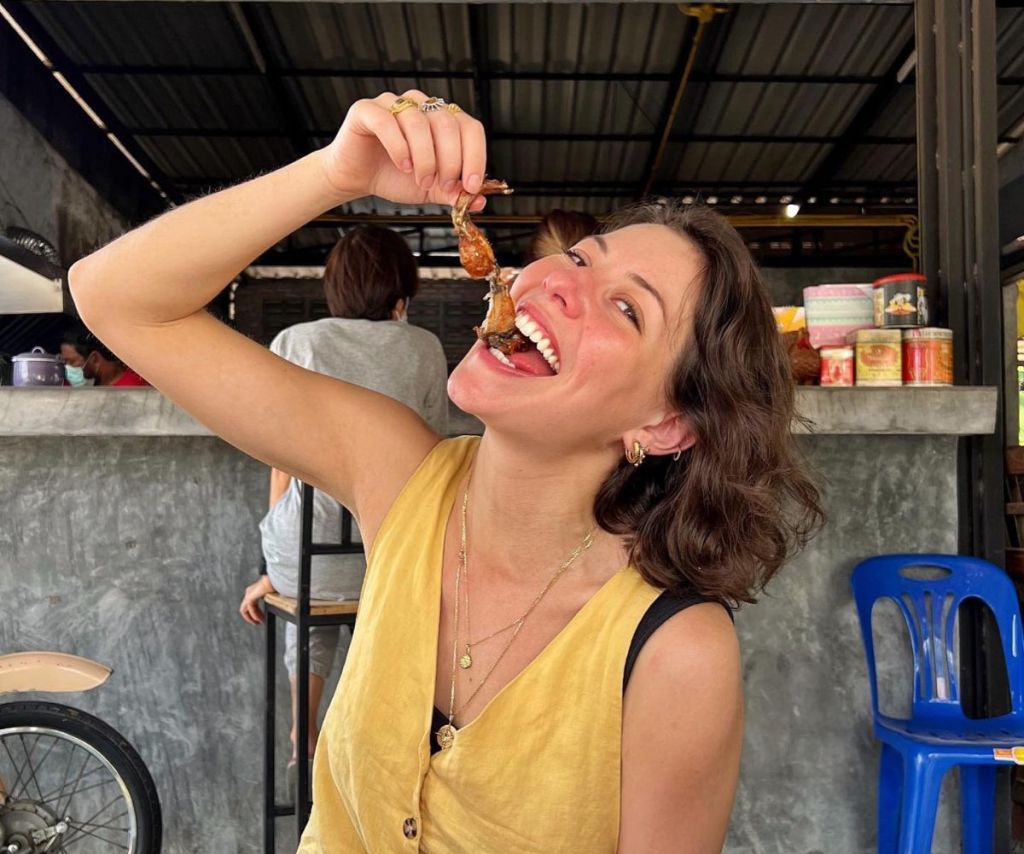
[877,743,903,854]
[297,621,311,843]
[264,611,276,854]
[897,752,946,854]
[959,764,996,854]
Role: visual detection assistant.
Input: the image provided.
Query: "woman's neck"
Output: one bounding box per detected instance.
[462,430,627,584]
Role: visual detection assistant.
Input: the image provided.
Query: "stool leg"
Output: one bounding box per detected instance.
[959,764,996,854]
[264,610,277,854]
[297,621,311,842]
[897,752,945,854]
[878,743,903,854]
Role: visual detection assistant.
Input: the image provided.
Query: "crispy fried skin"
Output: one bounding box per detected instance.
[452,179,527,355]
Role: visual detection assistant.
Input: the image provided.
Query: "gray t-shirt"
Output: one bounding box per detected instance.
[258,317,448,598]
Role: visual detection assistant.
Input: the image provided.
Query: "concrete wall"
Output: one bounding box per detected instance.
[1,430,969,853]
[0,91,128,265]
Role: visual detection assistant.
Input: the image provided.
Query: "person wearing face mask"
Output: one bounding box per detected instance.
[59,325,149,387]
[237,225,448,786]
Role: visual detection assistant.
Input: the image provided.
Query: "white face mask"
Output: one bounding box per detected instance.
[64,364,94,387]
[396,309,408,323]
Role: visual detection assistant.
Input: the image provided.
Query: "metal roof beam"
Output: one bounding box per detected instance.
[227,3,314,157]
[799,37,917,200]
[124,126,925,145]
[77,64,925,87]
[467,6,494,129]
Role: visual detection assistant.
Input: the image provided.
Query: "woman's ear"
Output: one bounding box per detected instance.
[630,412,697,459]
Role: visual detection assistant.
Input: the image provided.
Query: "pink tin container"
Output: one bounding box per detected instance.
[802,284,874,350]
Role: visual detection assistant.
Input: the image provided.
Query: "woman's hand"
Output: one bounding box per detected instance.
[239,575,276,625]
[320,89,489,209]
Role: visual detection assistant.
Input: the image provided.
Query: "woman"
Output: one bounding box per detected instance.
[70,90,822,853]
[238,225,449,782]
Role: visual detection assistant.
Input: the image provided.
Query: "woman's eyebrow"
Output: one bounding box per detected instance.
[630,273,666,317]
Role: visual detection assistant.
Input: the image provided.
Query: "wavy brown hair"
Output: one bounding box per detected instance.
[594,202,824,606]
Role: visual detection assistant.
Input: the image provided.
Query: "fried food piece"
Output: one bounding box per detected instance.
[451,179,527,355]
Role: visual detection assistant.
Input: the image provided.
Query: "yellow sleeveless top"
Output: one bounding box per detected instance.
[298,436,662,853]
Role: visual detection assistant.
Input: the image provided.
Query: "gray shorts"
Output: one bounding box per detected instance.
[265,557,363,679]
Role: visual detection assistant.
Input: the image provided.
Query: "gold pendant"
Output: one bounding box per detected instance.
[459,646,472,669]
[436,724,457,750]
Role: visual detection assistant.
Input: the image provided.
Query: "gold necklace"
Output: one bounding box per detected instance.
[435,477,595,751]
[460,527,595,670]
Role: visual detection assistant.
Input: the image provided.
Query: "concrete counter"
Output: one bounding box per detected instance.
[0,386,998,853]
[0,385,998,437]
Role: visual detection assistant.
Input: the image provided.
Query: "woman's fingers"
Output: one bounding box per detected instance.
[424,109,464,196]
[359,97,413,174]
[370,90,487,197]
[456,113,487,195]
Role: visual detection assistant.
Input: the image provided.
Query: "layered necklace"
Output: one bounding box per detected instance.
[435,477,595,751]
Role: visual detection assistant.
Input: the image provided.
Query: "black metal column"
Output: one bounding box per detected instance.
[916,0,1008,845]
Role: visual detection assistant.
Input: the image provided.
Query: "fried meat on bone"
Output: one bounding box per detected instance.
[452,179,527,355]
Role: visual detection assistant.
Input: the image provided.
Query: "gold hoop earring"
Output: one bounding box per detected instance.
[625,440,647,467]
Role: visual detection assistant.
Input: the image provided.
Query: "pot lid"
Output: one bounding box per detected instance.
[13,346,61,363]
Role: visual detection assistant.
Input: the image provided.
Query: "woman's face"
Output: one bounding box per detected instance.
[447,223,703,450]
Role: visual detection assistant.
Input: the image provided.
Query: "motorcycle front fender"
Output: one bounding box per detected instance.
[0,652,112,694]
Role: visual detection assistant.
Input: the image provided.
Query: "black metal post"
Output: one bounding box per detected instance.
[296,482,314,839]
[264,601,277,854]
[917,0,1008,844]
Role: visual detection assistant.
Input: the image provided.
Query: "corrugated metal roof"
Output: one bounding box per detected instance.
[7,0,1024,259]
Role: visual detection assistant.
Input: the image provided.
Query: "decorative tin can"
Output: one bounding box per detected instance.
[902,328,953,386]
[819,347,855,386]
[853,329,902,386]
[872,273,930,328]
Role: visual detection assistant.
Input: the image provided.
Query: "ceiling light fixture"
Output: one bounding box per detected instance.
[784,202,801,219]
[706,195,719,205]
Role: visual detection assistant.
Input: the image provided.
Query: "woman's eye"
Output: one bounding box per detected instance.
[565,248,586,267]
[615,298,640,329]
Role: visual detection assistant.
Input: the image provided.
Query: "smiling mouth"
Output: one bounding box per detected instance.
[487,312,560,376]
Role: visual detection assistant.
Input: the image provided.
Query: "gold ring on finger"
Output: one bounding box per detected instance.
[389,97,418,116]
[445,103,463,114]
[420,97,447,113]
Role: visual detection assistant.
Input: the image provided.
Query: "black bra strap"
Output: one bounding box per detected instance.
[622,590,734,693]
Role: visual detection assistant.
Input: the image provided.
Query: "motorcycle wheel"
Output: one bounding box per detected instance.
[0,701,161,853]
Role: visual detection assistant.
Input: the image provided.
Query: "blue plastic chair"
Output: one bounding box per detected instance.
[851,553,1024,854]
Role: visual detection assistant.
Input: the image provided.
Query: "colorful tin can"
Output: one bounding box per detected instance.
[819,347,855,386]
[902,328,953,386]
[853,329,902,386]
[872,273,930,328]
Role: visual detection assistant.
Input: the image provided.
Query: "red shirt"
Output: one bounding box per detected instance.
[112,368,149,387]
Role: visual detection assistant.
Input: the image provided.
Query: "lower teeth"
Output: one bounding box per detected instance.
[489,347,515,368]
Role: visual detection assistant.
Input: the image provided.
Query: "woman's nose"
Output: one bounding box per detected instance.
[542,270,583,318]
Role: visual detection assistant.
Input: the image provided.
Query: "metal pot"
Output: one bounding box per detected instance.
[12,346,65,387]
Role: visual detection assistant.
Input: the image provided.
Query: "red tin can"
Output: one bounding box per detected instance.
[902,328,953,386]
[819,347,855,386]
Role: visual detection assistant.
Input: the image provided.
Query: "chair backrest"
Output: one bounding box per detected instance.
[850,553,1024,722]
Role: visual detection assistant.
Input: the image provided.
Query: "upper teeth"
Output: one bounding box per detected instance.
[515,312,560,373]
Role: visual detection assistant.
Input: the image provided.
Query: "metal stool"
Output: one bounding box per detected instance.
[262,482,361,851]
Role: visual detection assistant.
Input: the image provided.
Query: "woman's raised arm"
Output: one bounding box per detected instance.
[70,91,486,542]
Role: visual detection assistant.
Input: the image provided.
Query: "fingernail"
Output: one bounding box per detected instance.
[442,179,456,194]
[467,174,481,193]
[402,159,413,173]
[420,174,435,190]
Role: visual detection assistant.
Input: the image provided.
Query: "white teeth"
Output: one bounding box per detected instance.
[489,347,515,368]
[515,312,561,374]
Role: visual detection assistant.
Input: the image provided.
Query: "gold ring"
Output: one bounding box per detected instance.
[446,103,463,114]
[389,97,418,116]
[420,97,447,113]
